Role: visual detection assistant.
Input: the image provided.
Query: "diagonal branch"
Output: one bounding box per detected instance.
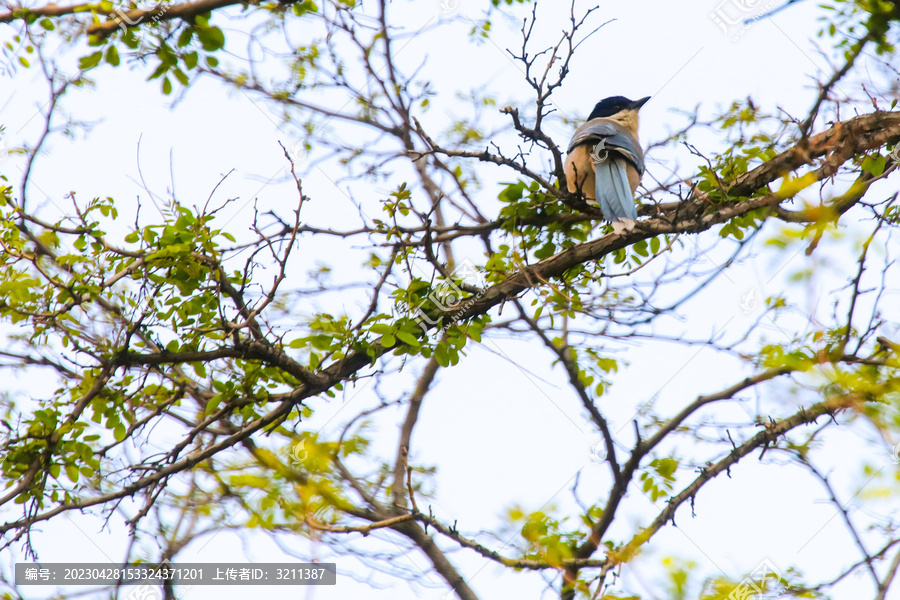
[391,349,443,509]
[801,458,880,588]
[512,299,620,483]
[876,546,900,600]
[606,394,856,569]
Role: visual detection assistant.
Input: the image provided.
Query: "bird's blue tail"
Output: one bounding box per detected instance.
[594,157,637,222]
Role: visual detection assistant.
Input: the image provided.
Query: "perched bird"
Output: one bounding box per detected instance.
[564,95,650,232]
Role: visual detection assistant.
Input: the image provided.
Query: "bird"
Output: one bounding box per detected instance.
[564,95,650,232]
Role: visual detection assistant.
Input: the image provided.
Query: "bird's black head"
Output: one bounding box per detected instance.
[587,95,651,120]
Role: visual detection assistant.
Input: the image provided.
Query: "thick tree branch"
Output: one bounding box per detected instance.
[0,0,244,37]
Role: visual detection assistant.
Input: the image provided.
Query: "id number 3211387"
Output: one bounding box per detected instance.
[275,568,327,581]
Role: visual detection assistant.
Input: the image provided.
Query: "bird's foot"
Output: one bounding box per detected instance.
[611,219,635,235]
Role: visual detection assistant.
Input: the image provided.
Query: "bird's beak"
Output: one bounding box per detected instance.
[630,96,651,110]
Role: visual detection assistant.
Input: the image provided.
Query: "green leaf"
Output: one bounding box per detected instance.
[293,0,319,16]
[148,61,168,80]
[183,51,199,70]
[105,45,120,66]
[162,77,172,95]
[114,424,127,441]
[173,68,189,86]
[309,335,332,350]
[177,28,194,47]
[434,344,450,367]
[861,154,886,177]
[206,394,223,414]
[396,330,420,346]
[534,242,556,260]
[78,50,104,70]
[230,474,270,488]
[197,26,225,51]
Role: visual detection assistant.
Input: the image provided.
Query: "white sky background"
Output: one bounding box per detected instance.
[2,0,900,598]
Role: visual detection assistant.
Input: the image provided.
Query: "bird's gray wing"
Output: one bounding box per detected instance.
[567,118,645,175]
[567,121,618,151]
